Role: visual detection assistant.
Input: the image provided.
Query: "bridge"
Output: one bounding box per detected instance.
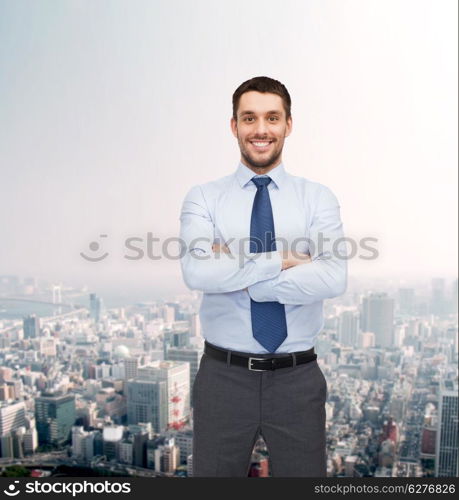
[0,297,76,309]
[0,308,88,334]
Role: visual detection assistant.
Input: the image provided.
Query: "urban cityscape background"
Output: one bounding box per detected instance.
[0,273,457,478]
[1,0,457,481]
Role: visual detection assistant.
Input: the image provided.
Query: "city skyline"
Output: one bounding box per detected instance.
[0,271,457,477]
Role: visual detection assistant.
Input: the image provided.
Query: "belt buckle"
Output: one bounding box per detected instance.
[248,357,270,371]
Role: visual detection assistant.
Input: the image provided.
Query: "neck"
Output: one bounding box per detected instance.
[241,158,282,176]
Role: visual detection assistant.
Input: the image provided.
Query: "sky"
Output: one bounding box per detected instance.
[0,0,457,298]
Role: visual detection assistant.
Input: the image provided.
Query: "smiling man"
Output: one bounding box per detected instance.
[179,76,348,477]
[233,90,291,171]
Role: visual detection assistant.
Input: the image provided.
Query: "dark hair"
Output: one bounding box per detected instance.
[232,76,291,120]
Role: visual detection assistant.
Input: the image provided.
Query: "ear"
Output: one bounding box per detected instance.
[230,117,238,138]
[284,116,293,138]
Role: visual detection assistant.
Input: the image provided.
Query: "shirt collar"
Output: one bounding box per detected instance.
[235,161,287,189]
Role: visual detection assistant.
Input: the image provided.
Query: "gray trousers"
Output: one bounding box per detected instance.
[192,342,328,477]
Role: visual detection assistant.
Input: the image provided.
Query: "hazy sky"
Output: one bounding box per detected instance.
[0,0,457,297]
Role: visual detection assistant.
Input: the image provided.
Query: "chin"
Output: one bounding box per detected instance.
[243,153,281,170]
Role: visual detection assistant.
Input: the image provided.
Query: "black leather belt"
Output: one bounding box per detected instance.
[204,341,317,371]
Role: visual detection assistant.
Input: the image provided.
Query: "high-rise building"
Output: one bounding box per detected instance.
[451,278,458,314]
[358,331,375,349]
[361,293,394,348]
[431,278,446,316]
[137,361,190,429]
[23,315,40,339]
[338,311,359,347]
[118,438,133,465]
[83,431,95,461]
[161,305,176,324]
[173,429,193,464]
[124,357,140,380]
[165,347,203,406]
[0,402,26,437]
[0,435,13,458]
[435,380,458,477]
[381,417,398,443]
[89,293,103,322]
[72,426,87,459]
[146,436,166,469]
[93,431,103,456]
[164,329,190,351]
[154,437,179,473]
[190,314,201,338]
[398,288,415,315]
[35,393,76,445]
[132,428,149,467]
[126,379,167,433]
[23,427,38,455]
[421,426,436,457]
[102,425,123,461]
[71,426,97,462]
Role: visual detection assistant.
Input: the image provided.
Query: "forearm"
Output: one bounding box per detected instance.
[248,256,347,305]
[179,185,282,293]
[181,248,282,294]
[247,183,349,305]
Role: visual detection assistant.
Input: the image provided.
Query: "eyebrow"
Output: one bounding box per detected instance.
[239,110,282,116]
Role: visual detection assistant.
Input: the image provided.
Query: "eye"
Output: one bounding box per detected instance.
[244,117,255,122]
[268,116,279,121]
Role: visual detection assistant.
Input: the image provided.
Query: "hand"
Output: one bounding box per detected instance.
[212,242,231,254]
[279,250,312,270]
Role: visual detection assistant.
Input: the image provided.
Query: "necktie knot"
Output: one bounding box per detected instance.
[252,176,272,189]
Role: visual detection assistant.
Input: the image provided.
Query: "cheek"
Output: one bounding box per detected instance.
[238,132,250,143]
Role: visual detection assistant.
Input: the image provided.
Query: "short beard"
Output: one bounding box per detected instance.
[239,137,283,171]
[240,149,282,171]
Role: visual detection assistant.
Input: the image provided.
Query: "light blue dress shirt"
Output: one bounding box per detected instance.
[179,161,348,354]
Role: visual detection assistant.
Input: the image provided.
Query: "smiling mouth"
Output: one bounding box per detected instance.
[250,140,273,151]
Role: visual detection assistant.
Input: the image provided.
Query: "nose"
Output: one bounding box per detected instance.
[254,119,268,137]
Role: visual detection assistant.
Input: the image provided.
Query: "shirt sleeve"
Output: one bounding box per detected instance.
[247,185,348,305]
[179,184,282,294]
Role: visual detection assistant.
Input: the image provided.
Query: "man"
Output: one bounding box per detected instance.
[179,76,347,477]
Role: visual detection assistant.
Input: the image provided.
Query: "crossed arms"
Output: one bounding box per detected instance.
[179,185,347,306]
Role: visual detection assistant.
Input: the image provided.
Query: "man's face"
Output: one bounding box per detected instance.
[231,91,292,171]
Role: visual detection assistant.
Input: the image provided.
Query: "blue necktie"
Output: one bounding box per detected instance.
[250,176,287,352]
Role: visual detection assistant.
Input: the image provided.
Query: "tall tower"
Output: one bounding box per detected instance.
[52,285,62,315]
[435,380,458,477]
[89,293,103,323]
[23,315,40,339]
[360,293,394,348]
[338,310,359,347]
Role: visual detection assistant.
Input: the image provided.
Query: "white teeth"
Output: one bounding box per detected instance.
[252,142,270,147]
